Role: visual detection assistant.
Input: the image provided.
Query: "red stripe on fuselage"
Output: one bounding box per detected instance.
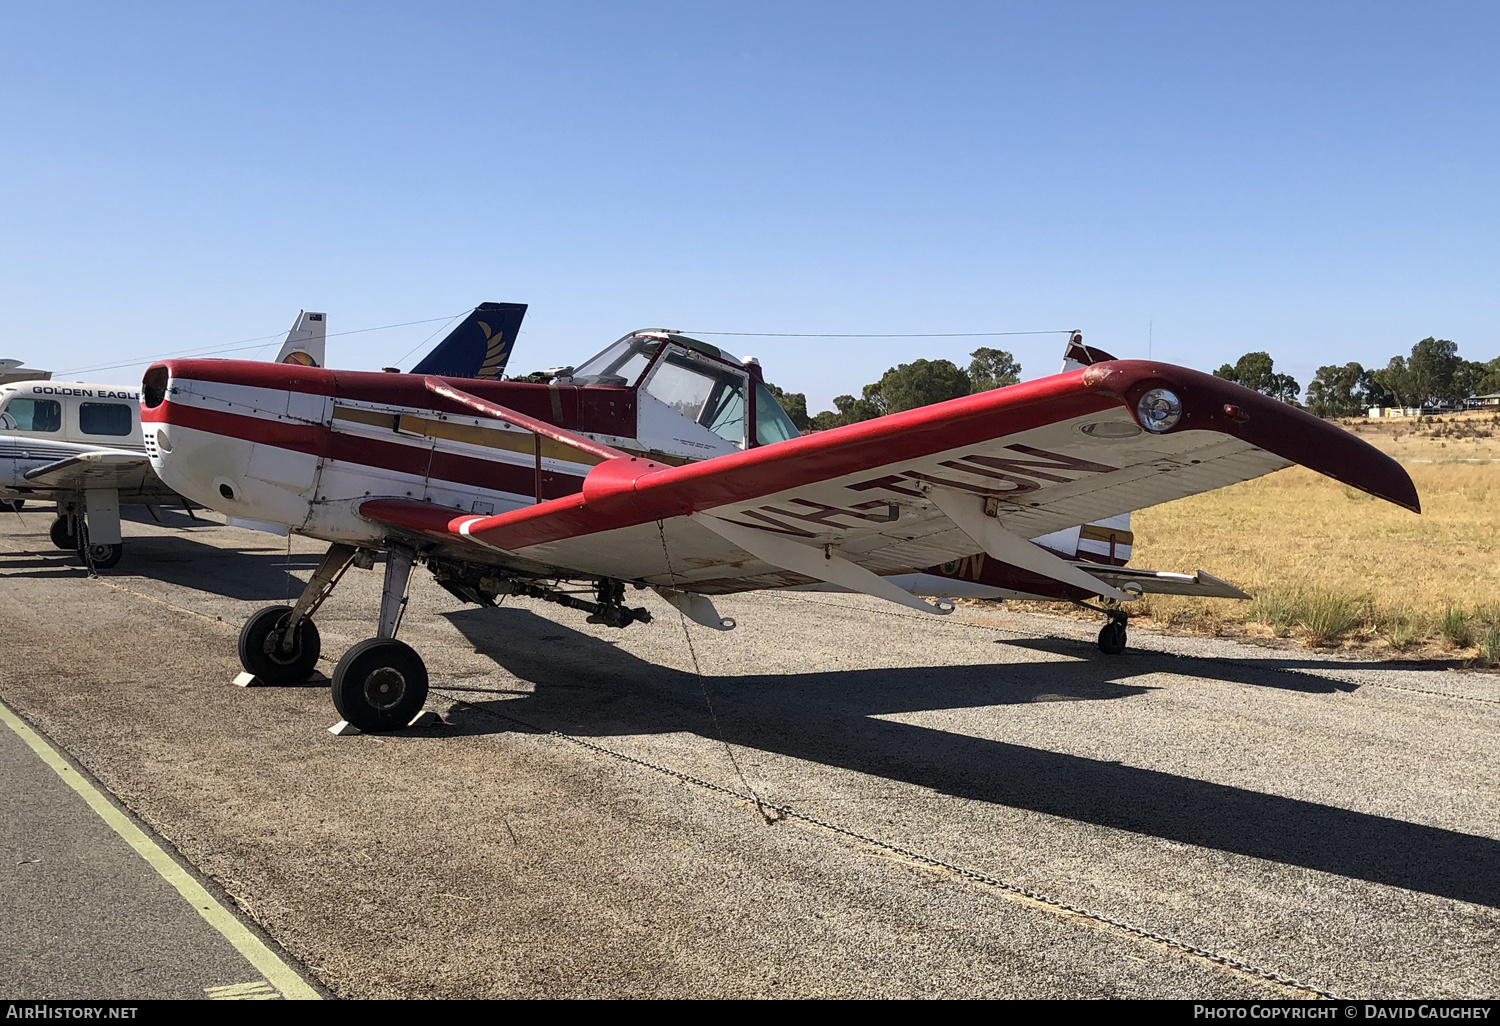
[144,359,638,438]
[152,399,588,499]
[145,400,326,453]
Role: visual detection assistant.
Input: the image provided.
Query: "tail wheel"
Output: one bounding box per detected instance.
[331,638,429,732]
[239,604,322,685]
[49,515,77,550]
[1097,619,1127,655]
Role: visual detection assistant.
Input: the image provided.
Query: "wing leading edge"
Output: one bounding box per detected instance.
[358,360,1417,607]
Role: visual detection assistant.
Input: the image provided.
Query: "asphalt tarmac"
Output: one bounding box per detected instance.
[0,508,1496,999]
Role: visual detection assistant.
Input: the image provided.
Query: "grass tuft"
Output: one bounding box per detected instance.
[1441,606,1475,650]
[1377,607,1425,651]
[1294,590,1367,647]
[1484,625,1500,666]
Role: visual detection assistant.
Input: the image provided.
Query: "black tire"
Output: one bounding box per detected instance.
[85,543,123,569]
[1097,620,1127,656]
[331,638,429,732]
[238,604,322,685]
[49,515,76,550]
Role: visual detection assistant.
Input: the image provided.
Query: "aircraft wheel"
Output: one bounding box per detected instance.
[331,638,429,732]
[49,515,77,550]
[84,543,123,570]
[1097,620,1127,655]
[239,604,322,685]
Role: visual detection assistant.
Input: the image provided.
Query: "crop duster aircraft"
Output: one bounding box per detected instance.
[140,328,1419,732]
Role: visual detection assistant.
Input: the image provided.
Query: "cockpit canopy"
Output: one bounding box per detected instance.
[571,331,800,449]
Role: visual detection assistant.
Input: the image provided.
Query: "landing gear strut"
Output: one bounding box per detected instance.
[238,542,430,732]
[330,544,428,731]
[239,543,354,685]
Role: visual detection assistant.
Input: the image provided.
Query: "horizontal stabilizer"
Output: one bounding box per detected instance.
[1081,566,1251,599]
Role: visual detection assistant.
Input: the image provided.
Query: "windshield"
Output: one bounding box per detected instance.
[753,382,801,445]
[2,397,61,432]
[571,332,737,387]
[571,337,660,386]
[643,349,749,447]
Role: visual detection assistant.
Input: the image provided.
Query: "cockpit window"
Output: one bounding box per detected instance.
[642,350,749,447]
[571,332,736,387]
[3,398,61,432]
[572,337,660,386]
[753,382,801,446]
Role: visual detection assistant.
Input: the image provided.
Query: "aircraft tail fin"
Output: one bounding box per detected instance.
[275,311,326,367]
[410,302,528,380]
[1060,331,1117,373]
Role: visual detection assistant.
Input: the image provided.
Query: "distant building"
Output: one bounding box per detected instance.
[1477,392,1500,408]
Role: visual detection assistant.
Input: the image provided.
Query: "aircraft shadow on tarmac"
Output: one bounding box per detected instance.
[0,513,320,602]
[1003,635,1474,678]
[438,605,1500,911]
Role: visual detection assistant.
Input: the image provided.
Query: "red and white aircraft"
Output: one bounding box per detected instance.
[140,330,1418,731]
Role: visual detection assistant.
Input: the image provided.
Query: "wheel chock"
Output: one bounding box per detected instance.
[234,672,260,688]
[327,709,441,736]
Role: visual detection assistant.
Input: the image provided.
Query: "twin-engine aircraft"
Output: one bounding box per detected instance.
[140,325,1418,732]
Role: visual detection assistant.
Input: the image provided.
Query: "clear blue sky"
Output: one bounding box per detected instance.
[2,2,1495,410]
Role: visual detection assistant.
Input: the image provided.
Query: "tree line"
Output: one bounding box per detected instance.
[1216,338,1500,418]
[766,347,1021,431]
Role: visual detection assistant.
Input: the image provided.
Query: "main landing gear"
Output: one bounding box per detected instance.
[50,512,122,569]
[239,544,657,732]
[238,542,429,732]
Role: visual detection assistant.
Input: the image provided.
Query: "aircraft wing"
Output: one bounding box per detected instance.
[356,360,1417,611]
[23,450,180,499]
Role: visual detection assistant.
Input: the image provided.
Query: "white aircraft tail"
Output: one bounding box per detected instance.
[275,311,326,367]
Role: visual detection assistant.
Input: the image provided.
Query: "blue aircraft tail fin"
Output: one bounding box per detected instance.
[411,302,528,380]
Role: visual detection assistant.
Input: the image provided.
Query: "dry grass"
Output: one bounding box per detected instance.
[1027,411,1500,663]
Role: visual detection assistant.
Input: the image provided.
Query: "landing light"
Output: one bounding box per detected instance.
[1136,388,1183,433]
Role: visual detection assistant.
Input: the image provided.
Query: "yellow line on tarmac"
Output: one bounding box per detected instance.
[0,698,321,1001]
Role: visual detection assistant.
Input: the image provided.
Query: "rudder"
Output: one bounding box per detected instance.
[411,302,527,380]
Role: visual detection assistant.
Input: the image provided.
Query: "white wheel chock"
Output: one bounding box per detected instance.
[327,708,440,736]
